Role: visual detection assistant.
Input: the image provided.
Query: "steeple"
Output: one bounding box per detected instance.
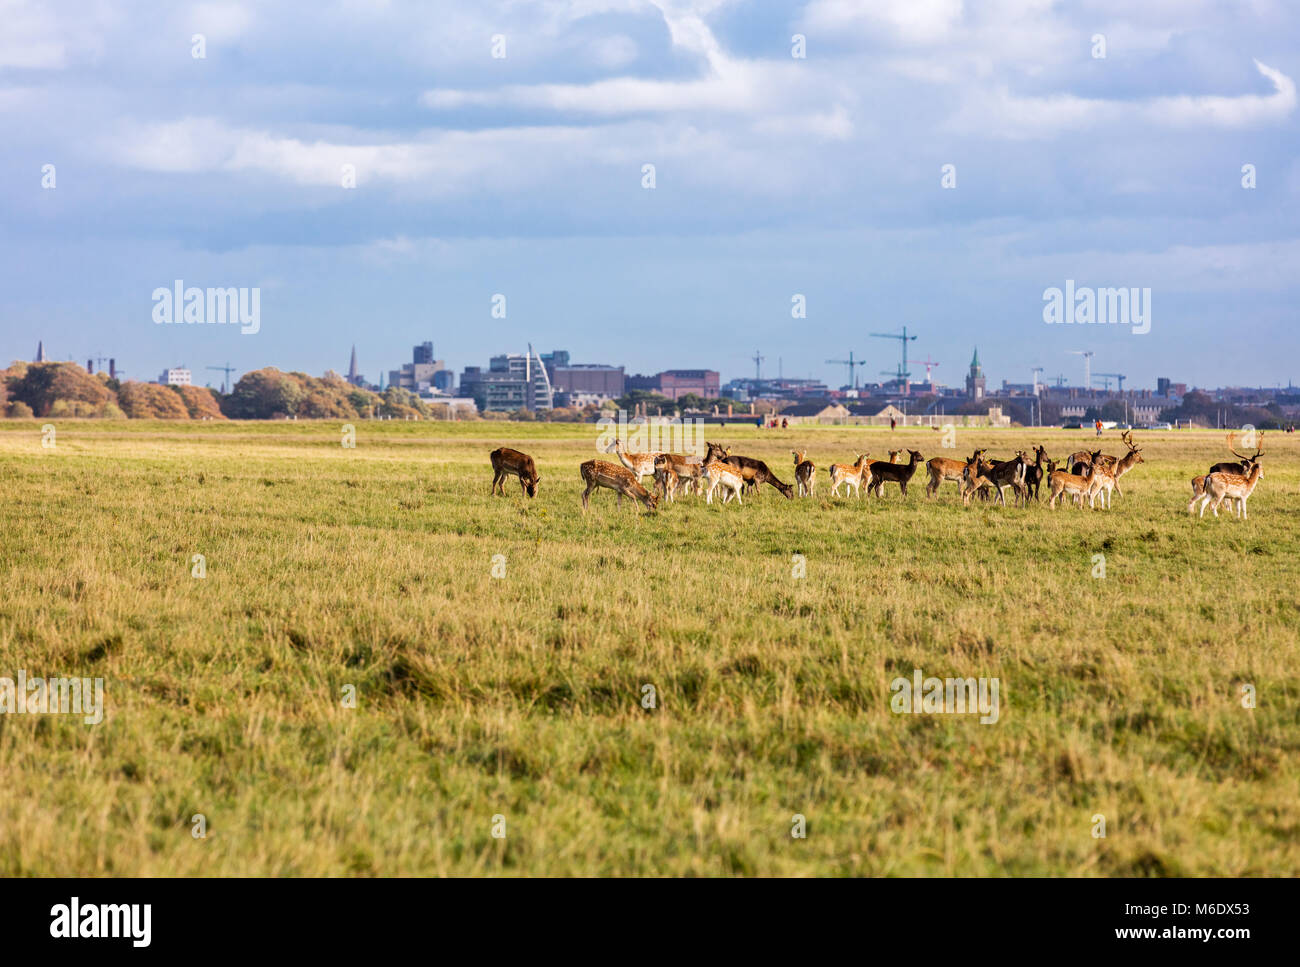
[36,340,46,362]
[348,345,358,382]
[970,347,980,371]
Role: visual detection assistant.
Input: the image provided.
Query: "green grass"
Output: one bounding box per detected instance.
[1,418,1297,874]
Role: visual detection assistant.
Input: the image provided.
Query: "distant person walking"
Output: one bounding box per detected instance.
[1095,418,1103,437]
[890,417,897,431]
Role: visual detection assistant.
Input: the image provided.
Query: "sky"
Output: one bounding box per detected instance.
[3,0,1299,392]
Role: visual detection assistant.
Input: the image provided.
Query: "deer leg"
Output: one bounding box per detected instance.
[491,470,502,495]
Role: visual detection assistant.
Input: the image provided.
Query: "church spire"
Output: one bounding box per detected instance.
[970,347,980,370]
[348,345,358,382]
[36,340,47,362]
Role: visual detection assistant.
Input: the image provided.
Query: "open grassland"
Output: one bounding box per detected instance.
[1,419,1298,875]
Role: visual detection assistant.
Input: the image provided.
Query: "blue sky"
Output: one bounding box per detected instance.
[3,0,1298,391]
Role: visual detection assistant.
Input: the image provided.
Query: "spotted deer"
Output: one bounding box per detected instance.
[606,438,661,484]
[828,453,871,498]
[580,459,658,512]
[792,450,816,497]
[1047,458,1092,509]
[652,454,681,503]
[1086,458,1117,510]
[1193,461,1265,519]
[1108,431,1145,497]
[701,446,746,505]
[1190,435,1265,519]
[489,447,541,498]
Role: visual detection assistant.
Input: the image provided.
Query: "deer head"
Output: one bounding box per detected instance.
[1228,430,1265,465]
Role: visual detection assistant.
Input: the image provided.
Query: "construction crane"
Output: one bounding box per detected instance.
[871,326,917,395]
[1094,372,1126,393]
[752,350,765,381]
[916,356,940,388]
[825,351,867,389]
[207,363,237,394]
[1067,350,1094,389]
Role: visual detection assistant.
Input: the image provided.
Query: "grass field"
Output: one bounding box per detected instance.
[1,418,1298,875]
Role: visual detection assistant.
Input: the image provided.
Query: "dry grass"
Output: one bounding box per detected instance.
[1,419,1297,874]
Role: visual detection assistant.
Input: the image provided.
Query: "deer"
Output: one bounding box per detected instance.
[701,445,747,505]
[1194,461,1265,519]
[704,442,794,498]
[580,459,658,512]
[926,449,976,498]
[1086,457,1117,510]
[981,450,1031,506]
[865,449,902,497]
[655,452,706,496]
[1106,431,1145,497]
[1047,457,1093,509]
[489,447,541,498]
[606,438,661,485]
[1021,445,1048,502]
[828,452,871,498]
[792,450,816,497]
[1189,432,1265,510]
[868,449,923,498]
[652,454,681,503]
[959,451,995,507]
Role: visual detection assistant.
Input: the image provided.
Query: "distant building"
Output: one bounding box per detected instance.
[965,348,986,400]
[390,341,448,393]
[658,370,720,400]
[35,341,47,362]
[460,350,553,411]
[159,368,192,386]
[551,363,625,398]
[778,401,851,423]
[347,345,366,387]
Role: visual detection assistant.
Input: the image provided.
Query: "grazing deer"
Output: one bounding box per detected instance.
[489,447,541,498]
[1047,458,1092,509]
[606,438,661,484]
[925,452,971,498]
[828,453,871,498]
[792,450,816,497]
[580,459,658,512]
[704,442,795,498]
[701,446,747,505]
[868,449,923,497]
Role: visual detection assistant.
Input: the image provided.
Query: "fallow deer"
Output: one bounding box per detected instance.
[866,449,903,497]
[1108,431,1145,497]
[1022,445,1048,502]
[580,459,658,512]
[606,438,662,484]
[489,447,541,498]
[828,453,871,498]
[704,442,795,498]
[655,452,706,496]
[701,446,747,505]
[926,450,976,498]
[1190,435,1265,518]
[981,451,1030,506]
[1086,458,1117,510]
[959,451,994,507]
[792,450,816,497]
[1194,461,1265,519]
[1047,458,1092,509]
[652,454,681,503]
[868,449,923,497]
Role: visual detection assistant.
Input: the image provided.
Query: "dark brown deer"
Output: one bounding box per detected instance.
[868,449,923,497]
[580,460,658,512]
[1022,445,1048,501]
[704,442,794,498]
[489,447,540,498]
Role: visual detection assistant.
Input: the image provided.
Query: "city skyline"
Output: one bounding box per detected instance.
[4,2,1299,389]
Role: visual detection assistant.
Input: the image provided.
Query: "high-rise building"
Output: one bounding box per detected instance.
[389,342,447,392]
[414,341,434,365]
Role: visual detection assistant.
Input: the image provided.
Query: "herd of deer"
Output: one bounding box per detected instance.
[485,430,1269,520]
